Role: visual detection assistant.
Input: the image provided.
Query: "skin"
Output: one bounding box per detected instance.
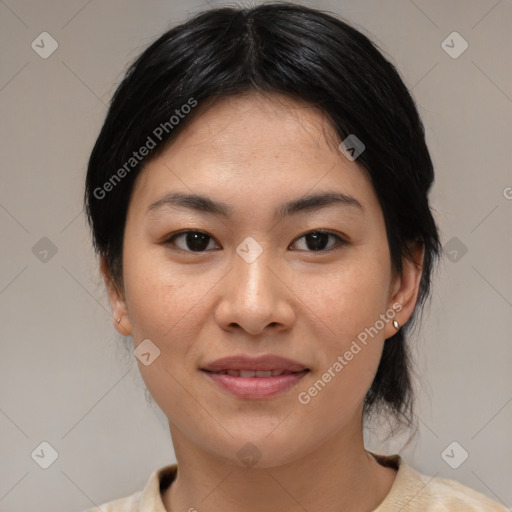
[102,91,424,512]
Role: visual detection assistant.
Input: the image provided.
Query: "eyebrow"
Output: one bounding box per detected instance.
[146,191,363,219]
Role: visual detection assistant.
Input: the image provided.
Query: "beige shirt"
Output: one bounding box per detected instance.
[84,453,508,511]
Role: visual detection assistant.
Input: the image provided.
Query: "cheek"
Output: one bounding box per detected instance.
[296,250,391,396]
[296,255,391,337]
[121,247,210,390]
[122,244,206,336]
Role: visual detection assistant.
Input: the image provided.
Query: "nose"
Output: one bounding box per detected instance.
[214,242,296,335]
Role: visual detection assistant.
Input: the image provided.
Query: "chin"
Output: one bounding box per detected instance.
[212,430,315,470]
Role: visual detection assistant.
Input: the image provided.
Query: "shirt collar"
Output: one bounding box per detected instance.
[137,453,408,511]
[138,464,177,511]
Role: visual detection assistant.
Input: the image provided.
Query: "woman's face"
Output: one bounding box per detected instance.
[104,92,420,467]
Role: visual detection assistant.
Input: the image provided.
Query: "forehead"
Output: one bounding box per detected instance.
[130,92,377,216]
[169,92,342,165]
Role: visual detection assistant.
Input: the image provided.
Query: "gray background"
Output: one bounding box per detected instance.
[1,0,511,510]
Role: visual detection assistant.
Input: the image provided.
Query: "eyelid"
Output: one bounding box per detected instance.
[164,229,221,253]
[163,229,348,253]
[289,229,348,252]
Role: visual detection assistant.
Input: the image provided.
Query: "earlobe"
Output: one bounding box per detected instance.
[386,242,424,338]
[100,256,132,336]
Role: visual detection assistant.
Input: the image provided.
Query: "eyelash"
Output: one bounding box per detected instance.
[163,229,348,254]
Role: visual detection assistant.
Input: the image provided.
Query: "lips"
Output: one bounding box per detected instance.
[201,354,308,373]
[209,369,296,377]
[200,355,310,398]
[203,369,309,399]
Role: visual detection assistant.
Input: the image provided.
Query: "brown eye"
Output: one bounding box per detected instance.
[290,230,346,252]
[166,230,220,252]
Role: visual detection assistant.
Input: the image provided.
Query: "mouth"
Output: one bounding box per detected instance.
[201,368,310,399]
[200,354,310,399]
[202,369,308,377]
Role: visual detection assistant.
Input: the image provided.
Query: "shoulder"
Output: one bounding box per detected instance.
[79,463,177,512]
[81,490,142,512]
[417,472,508,511]
[372,453,508,511]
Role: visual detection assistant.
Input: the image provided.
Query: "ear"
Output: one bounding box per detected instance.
[384,241,424,339]
[100,256,132,336]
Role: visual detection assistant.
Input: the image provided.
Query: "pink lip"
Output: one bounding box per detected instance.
[201,354,307,372]
[202,370,309,399]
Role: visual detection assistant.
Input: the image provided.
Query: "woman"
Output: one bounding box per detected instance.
[83,3,507,510]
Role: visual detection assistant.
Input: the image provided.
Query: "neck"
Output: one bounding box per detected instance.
[162,418,397,512]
